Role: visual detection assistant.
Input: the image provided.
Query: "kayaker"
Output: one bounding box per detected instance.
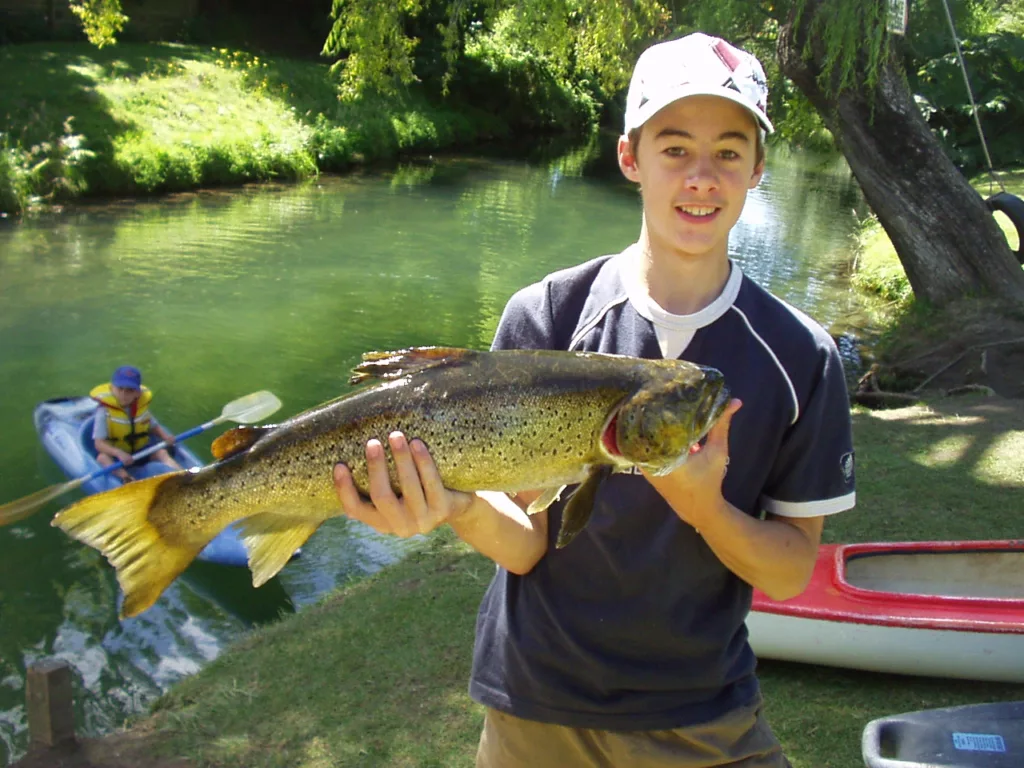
[334,32,855,768]
[91,365,182,482]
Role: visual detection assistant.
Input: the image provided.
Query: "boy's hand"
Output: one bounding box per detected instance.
[333,432,474,538]
[642,399,742,529]
[117,449,135,466]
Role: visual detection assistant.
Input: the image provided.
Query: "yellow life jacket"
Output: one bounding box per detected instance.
[90,383,154,453]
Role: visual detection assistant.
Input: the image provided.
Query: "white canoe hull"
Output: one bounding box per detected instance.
[747,609,1024,683]
[748,541,1024,683]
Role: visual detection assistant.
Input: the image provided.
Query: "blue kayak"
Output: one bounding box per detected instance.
[33,396,250,567]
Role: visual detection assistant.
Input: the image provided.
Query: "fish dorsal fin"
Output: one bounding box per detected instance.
[211,426,274,461]
[236,513,319,587]
[349,347,479,385]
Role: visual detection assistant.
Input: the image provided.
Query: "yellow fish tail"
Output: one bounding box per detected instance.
[52,474,208,618]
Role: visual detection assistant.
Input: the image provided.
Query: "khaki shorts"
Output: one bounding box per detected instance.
[475,700,792,768]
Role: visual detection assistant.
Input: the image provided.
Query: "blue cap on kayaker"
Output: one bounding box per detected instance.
[111,365,142,390]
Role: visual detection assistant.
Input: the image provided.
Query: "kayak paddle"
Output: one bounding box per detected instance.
[0,389,283,527]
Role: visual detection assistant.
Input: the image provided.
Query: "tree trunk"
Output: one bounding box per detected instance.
[777,8,1024,307]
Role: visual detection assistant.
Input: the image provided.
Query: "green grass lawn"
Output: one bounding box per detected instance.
[121,394,1024,768]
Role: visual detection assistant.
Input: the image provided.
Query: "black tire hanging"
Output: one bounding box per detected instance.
[985,191,1024,264]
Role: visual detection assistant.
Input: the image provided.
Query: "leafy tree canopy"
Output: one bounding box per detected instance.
[320,0,912,97]
[70,0,127,48]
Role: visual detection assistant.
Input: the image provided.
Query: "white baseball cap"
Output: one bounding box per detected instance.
[624,33,774,134]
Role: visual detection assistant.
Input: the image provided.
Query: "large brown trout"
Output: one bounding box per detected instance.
[53,347,729,617]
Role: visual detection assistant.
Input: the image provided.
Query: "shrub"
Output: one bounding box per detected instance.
[911,31,1024,171]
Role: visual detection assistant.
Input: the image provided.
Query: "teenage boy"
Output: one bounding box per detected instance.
[334,32,855,767]
[92,365,182,481]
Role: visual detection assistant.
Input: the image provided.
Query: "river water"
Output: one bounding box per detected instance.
[0,143,871,764]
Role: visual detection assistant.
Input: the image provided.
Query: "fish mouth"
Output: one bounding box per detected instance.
[601,412,621,457]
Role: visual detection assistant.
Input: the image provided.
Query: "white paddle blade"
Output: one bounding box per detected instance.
[220,390,282,424]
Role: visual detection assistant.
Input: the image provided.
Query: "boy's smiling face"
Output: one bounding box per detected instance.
[618,94,764,264]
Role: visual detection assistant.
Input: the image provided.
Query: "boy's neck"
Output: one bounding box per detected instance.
[634,227,732,316]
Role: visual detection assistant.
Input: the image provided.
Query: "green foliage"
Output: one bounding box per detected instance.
[0,120,95,216]
[999,0,1024,33]
[452,15,598,134]
[904,0,1000,60]
[323,0,669,102]
[69,0,127,48]
[793,0,891,96]
[0,134,26,216]
[910,31,1024,171]
[322,0,425,98]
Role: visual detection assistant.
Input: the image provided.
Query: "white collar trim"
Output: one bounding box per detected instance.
[618,244,743,329]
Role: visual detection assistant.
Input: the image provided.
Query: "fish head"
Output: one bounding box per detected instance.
[608,364,730,476]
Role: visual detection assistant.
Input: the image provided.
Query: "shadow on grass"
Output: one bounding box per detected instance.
[0,42,168,196]
[0,42,168,144]
[827,395,1023,545]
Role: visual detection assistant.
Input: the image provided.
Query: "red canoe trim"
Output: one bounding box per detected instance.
[751,540,1024,634]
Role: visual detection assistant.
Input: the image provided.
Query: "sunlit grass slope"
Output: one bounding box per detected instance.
[0,42,510,212]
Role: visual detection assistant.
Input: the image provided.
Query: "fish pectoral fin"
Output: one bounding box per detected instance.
[238,513,319,587]
[349,346,478,384]
[51,472,205,618]
[556,465,612,550]
[526,485,567,515]
[211,426,274,461]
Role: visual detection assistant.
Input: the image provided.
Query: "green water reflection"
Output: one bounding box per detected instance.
[0,146,869,764]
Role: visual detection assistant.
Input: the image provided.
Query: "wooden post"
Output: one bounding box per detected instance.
[26,658,76,749]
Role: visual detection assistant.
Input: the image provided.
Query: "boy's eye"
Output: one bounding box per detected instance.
[663,146,686,157]
[718,149,741,160]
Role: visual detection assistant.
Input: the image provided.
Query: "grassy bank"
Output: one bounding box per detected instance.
[0,42,591,216]
[72,395,1022,768]
[849,167,1024,396]
[854,167,1024,308]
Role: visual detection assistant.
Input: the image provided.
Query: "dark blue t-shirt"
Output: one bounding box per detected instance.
[468,250,856,731]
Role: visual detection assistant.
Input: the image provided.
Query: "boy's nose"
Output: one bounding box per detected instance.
[686,159,719,190]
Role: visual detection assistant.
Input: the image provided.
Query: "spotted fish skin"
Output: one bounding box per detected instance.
[53,347,729,617]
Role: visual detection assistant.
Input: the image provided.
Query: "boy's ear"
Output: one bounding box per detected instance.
[749,159,765,189]
[617,134,640,182]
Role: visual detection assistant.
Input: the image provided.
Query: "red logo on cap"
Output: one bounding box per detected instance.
[712,39,741,73]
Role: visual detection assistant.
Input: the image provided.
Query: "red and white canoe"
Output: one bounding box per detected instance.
[747,540,1024,683]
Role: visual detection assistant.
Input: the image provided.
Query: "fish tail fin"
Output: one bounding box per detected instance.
[237,512,320,587]
[52,473,208,617]
[349,346,478,384]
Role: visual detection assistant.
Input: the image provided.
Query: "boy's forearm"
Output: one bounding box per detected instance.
[449,491,548,575]
[94,439,120,457]
[689,498,822,601]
